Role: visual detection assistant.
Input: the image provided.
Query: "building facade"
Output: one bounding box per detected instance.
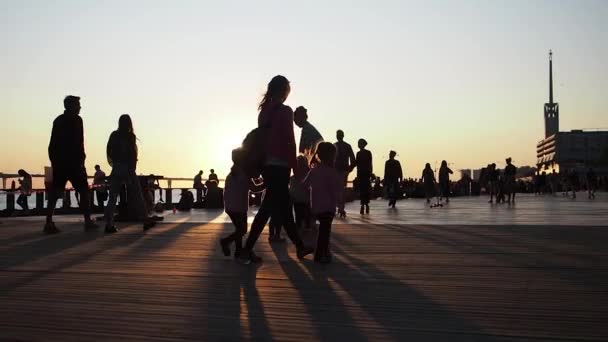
[536,51,608,175]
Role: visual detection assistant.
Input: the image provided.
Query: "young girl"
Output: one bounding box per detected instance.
[291,155,311,231]
[303,142,340,264]
[104,114,155,233]
[355,139,372,214]
[220,149,254,262]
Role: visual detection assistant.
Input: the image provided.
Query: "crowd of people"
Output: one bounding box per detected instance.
[13,75,605,266]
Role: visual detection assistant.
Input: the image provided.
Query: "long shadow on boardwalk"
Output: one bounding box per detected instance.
[0,224,144,293]
[380,224,608,289]
[272,237,500,341]
[125,212,221,257]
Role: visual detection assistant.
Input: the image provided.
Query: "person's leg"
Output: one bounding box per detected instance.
[105,177,122,228]
[294,202,305,229]
[223,212,247,256]
[337,171,347,213]
[316,214,332,255]
[70,167,94,224]
[46,188,59,223]
[244,168,277,251]
[17,194,26,210]
[234,213,247,253]
[268,217,276,237]
[44,167,71,232]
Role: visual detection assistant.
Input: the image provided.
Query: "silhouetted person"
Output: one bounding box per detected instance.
[290,155,311,231]
[208,169,219,183]
[421,163,436,204]
[504,157,517,203]
[586,167,597,199]
[303,142,340,264]
[567,169,578,199]
[44,96,97,234]
[93,165,107,211]
[294,106,323,161]
[238,75,313,264]
[16,169,32,214]
[487,163,498,203]
[355,138,372,214]
[104,114,156,233]
[384,151,403,208]
[438,160,453,203]
[193,170,205,202]
[549,169,558,195]
[220,149,251,261]
[177,189,195,211]
[334,129,356,217]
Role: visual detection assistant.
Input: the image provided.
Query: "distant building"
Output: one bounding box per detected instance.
[472,169,483,181]
[460,169,472,180]
[536,51,608,175]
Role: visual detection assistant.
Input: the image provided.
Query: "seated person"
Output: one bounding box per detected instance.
[176,189,194,211]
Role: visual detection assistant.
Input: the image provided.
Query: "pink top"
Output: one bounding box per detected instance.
[223,171,250,214]
[302,164,341,215]
[258,104,297,169]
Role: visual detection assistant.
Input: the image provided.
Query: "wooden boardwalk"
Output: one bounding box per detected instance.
[1,205,607,341]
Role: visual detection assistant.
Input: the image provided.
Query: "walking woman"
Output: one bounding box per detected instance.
[104,114,156,233]
[355,138,373,214]
[438,160,453,203]
[239,75,313,264]
[422,163,436,204]
[384,151,403,208]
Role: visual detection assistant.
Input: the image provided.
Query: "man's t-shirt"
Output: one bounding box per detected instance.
[299,122,323,155]
[48,113,86,167]
[335,141,355,172]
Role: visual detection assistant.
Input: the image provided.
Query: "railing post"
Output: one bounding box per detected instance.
[165,188,172,206]
[36,191,44,210]
[6,192,15,212]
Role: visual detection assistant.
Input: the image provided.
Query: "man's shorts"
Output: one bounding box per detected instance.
[52,165,89,192]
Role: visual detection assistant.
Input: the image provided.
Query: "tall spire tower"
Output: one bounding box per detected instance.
[544,50,559,138]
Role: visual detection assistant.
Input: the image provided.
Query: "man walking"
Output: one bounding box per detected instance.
[43,95,97,234]
[334,130,355,217]
[294,106,323,160]
[93,164,107,211]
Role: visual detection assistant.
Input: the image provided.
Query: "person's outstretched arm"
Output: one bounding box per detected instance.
[106,132,115,167]
[48,119,59,164]
[348,145,356,171]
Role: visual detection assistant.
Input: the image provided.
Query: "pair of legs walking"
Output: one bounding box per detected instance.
[336,170,349,217]
[386,180,399,208]
[359,176,371,214]
[44,165,95,234]
[315,212,333,263]
[240,165,313,263]
[221,212,248,258]
[17,194,30,213]
[105,166,154,233]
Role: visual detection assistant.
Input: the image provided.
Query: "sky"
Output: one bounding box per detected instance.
[1,0,607,181]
